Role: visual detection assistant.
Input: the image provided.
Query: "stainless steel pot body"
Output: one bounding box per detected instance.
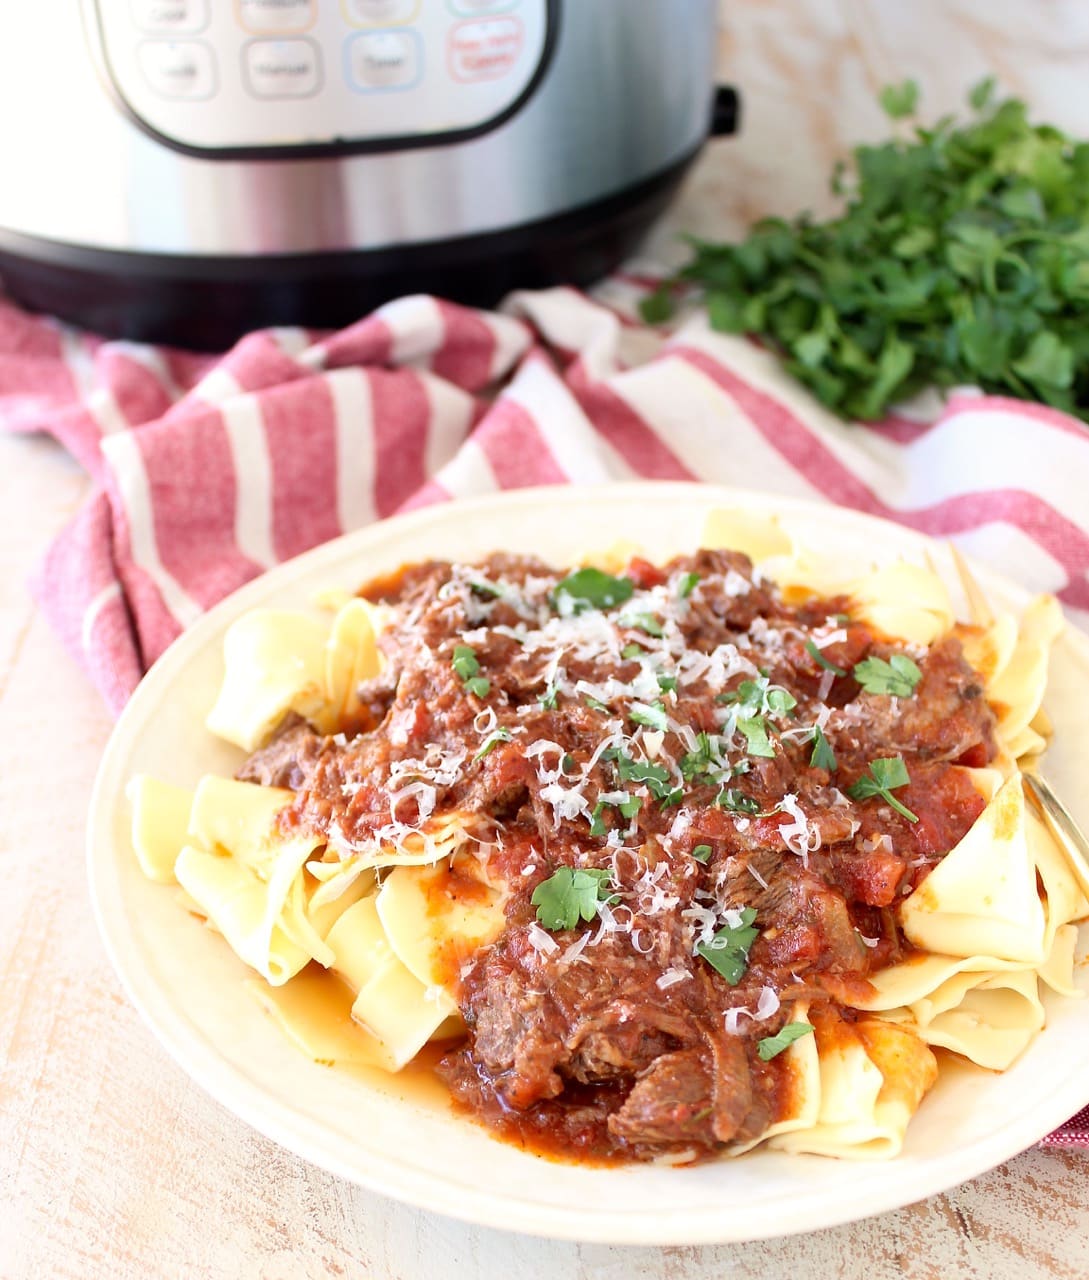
[0,0,719,257]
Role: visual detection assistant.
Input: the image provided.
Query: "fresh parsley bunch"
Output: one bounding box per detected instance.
[644,79,1089,422]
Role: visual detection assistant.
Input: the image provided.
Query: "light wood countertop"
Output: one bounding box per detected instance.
[3,3,1089,1276]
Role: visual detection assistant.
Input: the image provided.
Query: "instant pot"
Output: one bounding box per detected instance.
[0,0,737,348]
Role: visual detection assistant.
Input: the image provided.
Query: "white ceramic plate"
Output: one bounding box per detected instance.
[87,483,1089,1246]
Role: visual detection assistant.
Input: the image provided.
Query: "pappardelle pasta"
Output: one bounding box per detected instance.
[128,510,1088,1164]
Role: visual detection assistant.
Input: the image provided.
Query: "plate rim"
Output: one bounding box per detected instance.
[86,481,1089,1245]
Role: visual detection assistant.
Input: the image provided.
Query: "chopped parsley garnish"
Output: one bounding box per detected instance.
[804,638,847,676]
[452,645,490,698]
[473,728,512,761]
[715,787,761,815]
[737,715,776,759]
[606,749,674,797]
[757,1021,815,1061]
[719,675,797,719]
[697,907,759,985]
[531,867,616,931]
[589,794,642,835]
[620,610,665,637]
[584,695,610,712]
[539,685,559,710]
[679,571,701,598]
[621,643,646,660]
[451,644,480,680]
[848,756,919,823]
[640,83,1089,425]
[853,653,923,698]
[679,732,716,780]
[629,701,668,732]
[551,568,634,612]
[469,580,504,599]
[692,844,713,863]
[809,725,837,771]
[657,674,678,693]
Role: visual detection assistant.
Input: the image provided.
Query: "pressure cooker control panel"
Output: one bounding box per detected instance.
[91,0,554,154]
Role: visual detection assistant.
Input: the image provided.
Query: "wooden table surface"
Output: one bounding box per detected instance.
[4,3,1089,1277]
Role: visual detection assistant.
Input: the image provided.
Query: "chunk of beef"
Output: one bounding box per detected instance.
[235,715,324,791]
[842,635,997,764]
[608,1049,715,1148]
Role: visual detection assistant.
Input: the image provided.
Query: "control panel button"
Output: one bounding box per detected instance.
[447,0,519,14]
[130,0,209,33]
[346,30,421,91]
[237,0,315,34]
[242,38,321,98]
[137,40,217,99]
[345,0,420,25]
[447,17,523,82]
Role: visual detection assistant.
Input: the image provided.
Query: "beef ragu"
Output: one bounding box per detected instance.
[244,548,997,1163]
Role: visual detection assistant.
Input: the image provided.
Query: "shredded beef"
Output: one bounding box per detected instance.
[277,548,996,1162]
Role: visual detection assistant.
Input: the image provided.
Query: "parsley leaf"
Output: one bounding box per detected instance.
[551,568,634,613]
[679,571,701,598]
[804,638,847,676]
[531,867,616,931]
[853,653,923,697]
[584,695,610,712]
[452,646,490,698]
[757,1021,815,1061]
[737,715,776,759]
[469,580,504,599]
[809,725,837,771]
[621,643,645,660]
[620,610,665,637]
[715,788,760,815]
[692,844,713,863]
[879,79,919,119]
[539,684,559,710]
[848,755,919,823]
[451,645,480,680]
[629,701,668,732]
[720,676,796,719]
[589,794,642,836]
[606,749,679,805]
[473,728,511,761]
[697,907,759,985]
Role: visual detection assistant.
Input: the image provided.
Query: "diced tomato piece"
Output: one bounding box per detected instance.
[626,557,666,590]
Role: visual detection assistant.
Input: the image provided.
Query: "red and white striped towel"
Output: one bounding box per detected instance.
[3,281,1088,1147]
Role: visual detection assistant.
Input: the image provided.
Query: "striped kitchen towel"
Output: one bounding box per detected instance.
[2,281,1089,1147]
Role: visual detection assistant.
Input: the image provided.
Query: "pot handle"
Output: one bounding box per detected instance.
[710,85,741,137]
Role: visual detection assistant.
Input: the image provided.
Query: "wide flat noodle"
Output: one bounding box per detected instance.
[849,560,954,645]
[178,776,331,980]
[324,597,383,724]
[700,508,844,597]
[771,1018,937,1160]
[376,853,508,992]
[127,774,194,883]
[174,844,313,985]
[986,595,1064,752]
[325,896,456,1069]
[245,971,399,1072]
[206,609,331,751]
[899,775,1046,965]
